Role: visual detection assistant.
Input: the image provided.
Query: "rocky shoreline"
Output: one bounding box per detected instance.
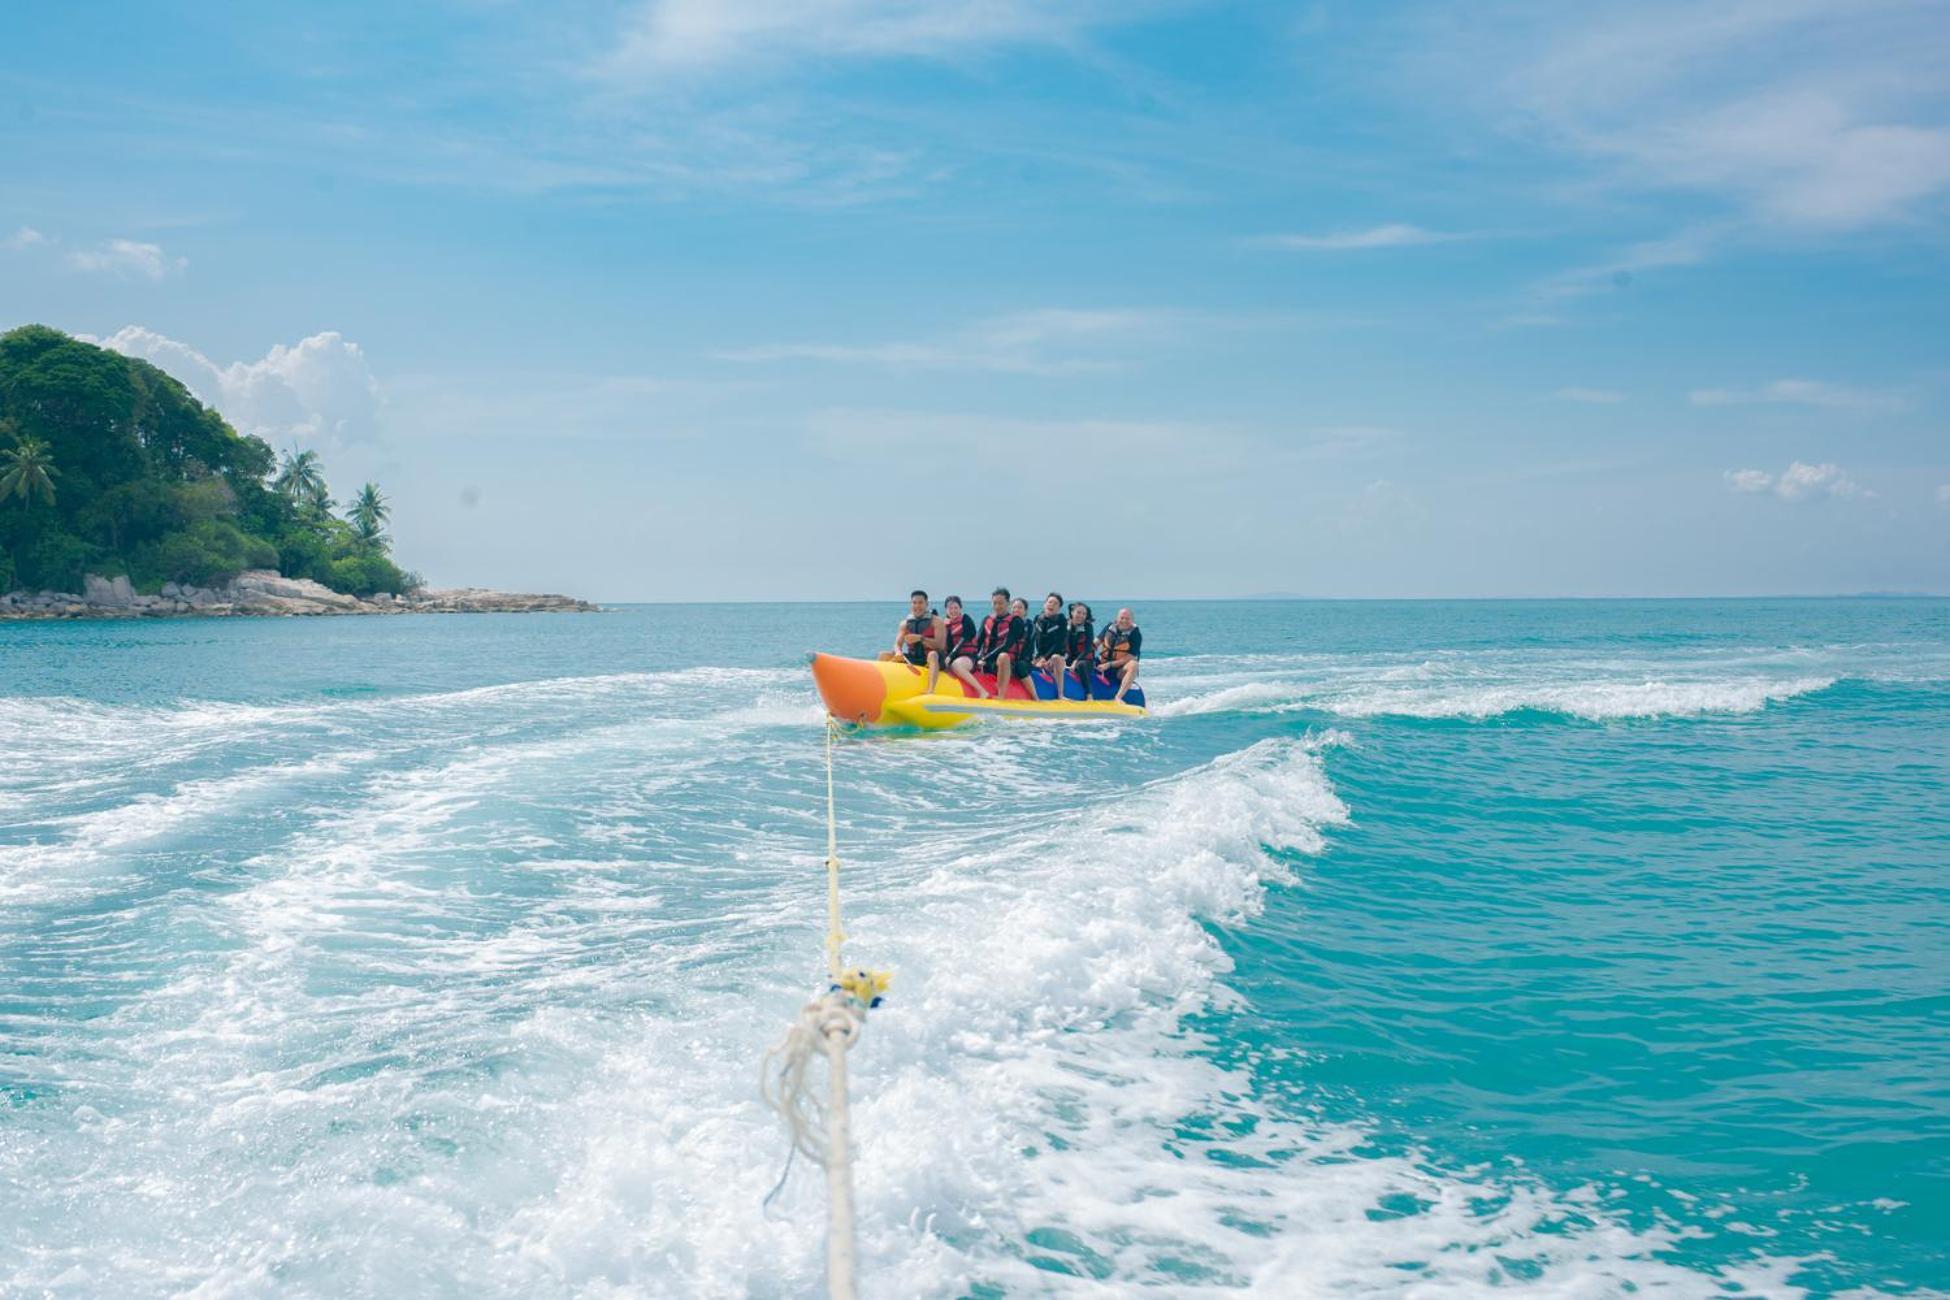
[0,570,598,620]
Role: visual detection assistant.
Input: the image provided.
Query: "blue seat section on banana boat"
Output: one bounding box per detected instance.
[810,653,1146,730]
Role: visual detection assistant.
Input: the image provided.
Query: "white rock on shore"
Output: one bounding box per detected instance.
[0,570,597,620]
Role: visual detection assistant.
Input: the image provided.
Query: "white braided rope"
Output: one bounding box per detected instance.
[761,989,865,1164]
[761,989,868,1298]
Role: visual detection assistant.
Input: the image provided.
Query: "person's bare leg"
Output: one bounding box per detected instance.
[953,656,987,698]
[1112,659,1138,703]
[926,649,942,694]
[1044,655,1064,698]
[995,653,1013,698]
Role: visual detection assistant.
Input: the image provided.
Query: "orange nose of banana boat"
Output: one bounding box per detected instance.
[811,652,889,725]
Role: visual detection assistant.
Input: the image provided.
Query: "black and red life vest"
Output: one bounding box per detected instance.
[900,613,937,665]
[978,612,1025,661]
[941,612,977,660]
[1066,618,1096,664]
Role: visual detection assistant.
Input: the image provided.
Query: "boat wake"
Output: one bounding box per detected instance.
[0,652,1857,1294]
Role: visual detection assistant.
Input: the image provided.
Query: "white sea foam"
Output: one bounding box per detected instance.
[2,670,1838,1295]
[0,752,381,903]
[1147,665,1840,723]
[1321,675,1837,720]
[1151,679,1313,718]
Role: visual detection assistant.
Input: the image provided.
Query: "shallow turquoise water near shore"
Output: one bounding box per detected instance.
[2,600,1946,1296]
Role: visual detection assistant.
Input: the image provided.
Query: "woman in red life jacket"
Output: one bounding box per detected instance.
[880,589,942,667]
[1064,601,1096,692]
[1009,598,1034,684]
[927,594,982,695]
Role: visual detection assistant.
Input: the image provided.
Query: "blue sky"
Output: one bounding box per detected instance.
[3,0,1947,598]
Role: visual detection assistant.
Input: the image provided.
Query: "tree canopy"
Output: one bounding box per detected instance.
[0,325,416,597]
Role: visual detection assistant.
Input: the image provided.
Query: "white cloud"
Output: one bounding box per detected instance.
[717,307,1188,375]
[602,0,1130,76]
[1250,224,1459,252]
[1299,425,1403,458]
[3,226,47,252]
[65,238,187,280]
[1726,460,1870,501]
[385,369,756,440]
[94,326,380,447]
[1526,222,1726,308]
[1462,2,1950,232]
[1691,378,1909,414]
[806,406,1253,478]
[1551,387,1625,404]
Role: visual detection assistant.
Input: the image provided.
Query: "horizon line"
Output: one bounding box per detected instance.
[562,591,1950,606]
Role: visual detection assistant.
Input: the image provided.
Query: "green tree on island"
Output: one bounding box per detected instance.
[0,325,420,598]
[274,448,328,507]
[350,482,389,546]
[0,428,59,508]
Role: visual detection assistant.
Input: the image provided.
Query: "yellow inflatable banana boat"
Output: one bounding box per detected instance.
[810,653,1147,730]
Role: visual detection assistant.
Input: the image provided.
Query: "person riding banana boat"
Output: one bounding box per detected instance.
[812,586,1148,729]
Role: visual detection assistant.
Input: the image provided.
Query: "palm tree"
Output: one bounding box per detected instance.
[0,433,58,508]
[350,482,390,547]
[274,448,326,504]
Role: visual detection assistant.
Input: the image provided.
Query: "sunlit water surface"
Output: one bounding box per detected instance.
[2,599,1945,1296]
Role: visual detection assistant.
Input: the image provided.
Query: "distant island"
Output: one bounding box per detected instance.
[0,325,592,619]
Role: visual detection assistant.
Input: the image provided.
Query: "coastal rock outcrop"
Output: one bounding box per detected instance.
[1,570,597,620]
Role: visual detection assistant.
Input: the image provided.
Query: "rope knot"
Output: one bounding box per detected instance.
[832,967,892,1009]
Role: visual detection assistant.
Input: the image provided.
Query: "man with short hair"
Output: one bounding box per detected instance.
[1029,592,1069,695]
[1098,606,1143,703]
[880,589,942,667]
[973,587,1026,697]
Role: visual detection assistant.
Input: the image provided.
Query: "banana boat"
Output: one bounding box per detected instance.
[810,653,1147,730]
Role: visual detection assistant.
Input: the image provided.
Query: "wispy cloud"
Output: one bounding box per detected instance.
[386,370,758,440]
[65,238,186,280]
[1248,223,1462,252]
[1691,378,1910,414]
[805,406,1247,478]
[1726,460,1871,501]
[1449,2,1950,232]
[2,226,47,252]
[1524,223,1726,311]
[1551,387,1625,404]
[1298,425,1403,458]
[716,307,1196,375]
[600,0,1137,77]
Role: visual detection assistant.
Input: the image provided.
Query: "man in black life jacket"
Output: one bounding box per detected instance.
[1099,606,1143,703]
[972,586,1026,698]
[880,589,942,668]
[1029,592,1070,691]
[1064,601,1096,692]
[927,594,982,696]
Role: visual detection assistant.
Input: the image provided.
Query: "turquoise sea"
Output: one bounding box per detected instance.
[2,599,1946,1297]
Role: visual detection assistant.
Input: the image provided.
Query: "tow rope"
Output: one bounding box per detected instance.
[760,718,890,1299]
